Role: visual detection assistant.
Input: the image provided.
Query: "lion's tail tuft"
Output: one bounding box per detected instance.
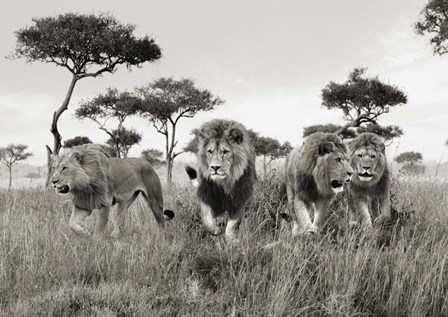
[279,212,292,223]
[163,209,175,220]
[185,165,199,188]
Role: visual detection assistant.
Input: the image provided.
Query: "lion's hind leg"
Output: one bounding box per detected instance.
[111,192,139,238]
[95,206,110,237]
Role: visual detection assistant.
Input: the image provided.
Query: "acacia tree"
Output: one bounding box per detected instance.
[249,130,292,178]
[75,88,141,158]
[395,151,425,175]
[63,136,92,148]
[0,144,33,189]
[141,148,164,166]
[105,127,142,158]
[137,77,224,182]
[321,67,408,137]
[11,13,162,177]
[415,0,448,56]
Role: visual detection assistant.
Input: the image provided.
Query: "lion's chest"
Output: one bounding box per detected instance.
[197,181,238,216]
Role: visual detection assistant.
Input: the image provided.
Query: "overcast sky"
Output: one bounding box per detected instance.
[0,0,447,165]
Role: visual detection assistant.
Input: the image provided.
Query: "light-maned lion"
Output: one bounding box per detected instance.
[284,132,354,235]
[345,132,390,227]
[185,119,256,243]
[50,144,174,237]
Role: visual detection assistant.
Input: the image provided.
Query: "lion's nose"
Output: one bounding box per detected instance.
[362,166,370,171]
[211,165,221,172]
[51,179,58,185]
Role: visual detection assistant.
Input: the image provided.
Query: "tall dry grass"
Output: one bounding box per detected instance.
[0,175,447,316]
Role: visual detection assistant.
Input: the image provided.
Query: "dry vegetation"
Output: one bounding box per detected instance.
[0,173,448,317]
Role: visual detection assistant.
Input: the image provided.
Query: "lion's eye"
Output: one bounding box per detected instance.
[371,155,376,159]
[61,166,67,171]
[222,150,229,155]
[357,154,363,158]
[207,150,213,155]
[335,157,342,163]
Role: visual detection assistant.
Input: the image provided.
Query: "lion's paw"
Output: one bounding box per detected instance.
[374,214,390,226]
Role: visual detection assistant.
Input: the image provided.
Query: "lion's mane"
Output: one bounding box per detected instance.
[286,132,348,202]
[63,144,110,211]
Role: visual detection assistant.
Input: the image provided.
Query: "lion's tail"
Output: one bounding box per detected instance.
[163,210,175,220]
[185,165,199,188]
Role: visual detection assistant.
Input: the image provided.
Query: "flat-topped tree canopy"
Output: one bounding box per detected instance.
[12,12,162,78]
[321,67,407,136]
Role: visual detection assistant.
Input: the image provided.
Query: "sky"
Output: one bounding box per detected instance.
[0,0,447,166]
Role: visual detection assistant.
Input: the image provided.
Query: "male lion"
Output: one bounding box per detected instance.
[185,119,256,243]
[284,132,353,235]
[345,132,390,228]
[50,144,174,237]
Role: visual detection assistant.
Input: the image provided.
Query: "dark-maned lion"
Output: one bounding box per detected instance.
[185,119,256,243]
[345,132,390,227]
[284,132,353,235]
[50,144,174,237]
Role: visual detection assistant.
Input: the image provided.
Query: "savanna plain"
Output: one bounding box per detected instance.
[1,167,448,317]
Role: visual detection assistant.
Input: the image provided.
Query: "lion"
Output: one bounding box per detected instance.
[50,144,174,238]
[284,132,354,235]
[345,132,390,228]
[184,119,256,243]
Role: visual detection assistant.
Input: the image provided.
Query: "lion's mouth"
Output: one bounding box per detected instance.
[358,172,373,181]
[55,185,70,194]
[210,173,227,180]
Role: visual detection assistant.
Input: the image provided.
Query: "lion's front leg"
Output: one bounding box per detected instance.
[200,202,221,236]
[292,198,315,235]
[374,192,391,226]
[312,199,331,232]
[69,206,92,237]
[225,204,246,244]
[348,195,372,228]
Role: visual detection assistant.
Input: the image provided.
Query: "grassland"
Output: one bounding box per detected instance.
[0,173,447,317]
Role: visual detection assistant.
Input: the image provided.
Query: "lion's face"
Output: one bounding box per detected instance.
[194,120,254,192]
[313,142,354,194]
[203,140,234,180]
[50,152,90,196]
[350,146,385,184]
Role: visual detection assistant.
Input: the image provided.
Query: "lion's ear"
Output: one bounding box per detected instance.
[193,128,208,141]
[70,151,82,163]
[377,142,386,154]
[227,128,244,144]
[318,142,333,155]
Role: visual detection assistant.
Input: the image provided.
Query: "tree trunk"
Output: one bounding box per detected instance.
[46,75,78,185]
[115,142,121,158]
[166,158,173,184]
[8,166,12,189]
[263,156,267,180]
